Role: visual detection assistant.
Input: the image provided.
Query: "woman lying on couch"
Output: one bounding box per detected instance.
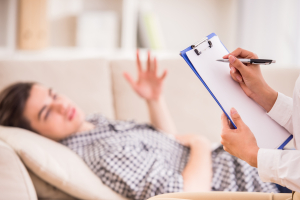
[0,51,279,200]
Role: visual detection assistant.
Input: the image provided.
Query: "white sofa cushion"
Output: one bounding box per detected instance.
[0,140,37,200]
[0,126,128,200]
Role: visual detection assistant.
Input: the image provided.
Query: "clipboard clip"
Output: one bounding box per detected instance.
[191,37,213,56]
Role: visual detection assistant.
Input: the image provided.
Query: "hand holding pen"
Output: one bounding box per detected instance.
[220,48,278,168]
[222,48,278,113]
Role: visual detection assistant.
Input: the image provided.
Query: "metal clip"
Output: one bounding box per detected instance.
[194,49,201,55]
[252,62,271,65]
[192,39,213,56]
[208,40,213,48]
[191,37,208,49]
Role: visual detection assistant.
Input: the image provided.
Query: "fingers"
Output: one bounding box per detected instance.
[221,112,230,130]
[137,50,158,74]
[136,50,142,74]
[230,108,245,128]
[230,66,243,83]
[228,55,248,75]
[160,69,168,81]
[153,56,168,80]
[221,113,235,153]
[153,57,158,75]
[123,72,136,89]
[147,51,151,71]
[223,48,258,59]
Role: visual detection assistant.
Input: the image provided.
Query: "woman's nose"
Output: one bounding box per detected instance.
[52,100,68,114]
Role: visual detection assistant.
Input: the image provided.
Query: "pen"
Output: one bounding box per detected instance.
[216,59,276,65]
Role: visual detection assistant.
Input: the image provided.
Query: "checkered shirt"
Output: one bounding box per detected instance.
[211,146,279,193]
[60,114,189,200]
[60,114,279,200]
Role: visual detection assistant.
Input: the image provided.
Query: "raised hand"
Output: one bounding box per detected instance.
[123,50,167,101]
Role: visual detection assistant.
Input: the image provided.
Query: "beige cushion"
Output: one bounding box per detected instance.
[0,126,128,200]
[261,66,300,98]
[111,58,300,143]
[0,59,115,119]
[0,140,37,200]
[28,169,75,200]
[110,59,151,123]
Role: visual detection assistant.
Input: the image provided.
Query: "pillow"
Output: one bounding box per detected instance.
[0,126,128,200]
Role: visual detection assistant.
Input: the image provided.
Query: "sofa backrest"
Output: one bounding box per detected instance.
[111,58,300,143]
[0,57,299,143]
[0,59,115,119]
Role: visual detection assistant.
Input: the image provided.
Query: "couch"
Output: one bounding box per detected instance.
[0,53,299,200]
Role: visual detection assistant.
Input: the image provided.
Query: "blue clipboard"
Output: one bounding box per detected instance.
[180,33,293,150]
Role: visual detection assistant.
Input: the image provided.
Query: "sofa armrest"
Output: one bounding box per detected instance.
[0,140,37,200]
[147,192,292,200]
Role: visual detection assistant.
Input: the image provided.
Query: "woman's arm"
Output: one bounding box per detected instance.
[258,149,300,192]
[176,134,212,192]
[267,92,293,134]
[124,51,177,134]
[146,97,177,134]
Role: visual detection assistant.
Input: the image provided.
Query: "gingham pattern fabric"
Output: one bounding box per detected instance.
[60,114,279,200]
[211,146,279,192]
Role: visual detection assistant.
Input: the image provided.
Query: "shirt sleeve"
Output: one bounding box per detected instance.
[267,92,293,134]
[258,148,300,192]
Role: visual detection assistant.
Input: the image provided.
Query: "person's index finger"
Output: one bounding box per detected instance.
[136,50,142,73]
[153,57,158,74]
[230,48,256,59]
[147,51,151,71]
[223,54,229,59]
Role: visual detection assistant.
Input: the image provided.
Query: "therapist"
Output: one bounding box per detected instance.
[220,48,300,192]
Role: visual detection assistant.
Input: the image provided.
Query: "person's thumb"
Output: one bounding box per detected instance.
[123,72,137,90]
[229,55,247,75]
[230,107,245,128]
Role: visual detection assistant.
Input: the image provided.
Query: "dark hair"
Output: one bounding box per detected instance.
[0,82,36,132]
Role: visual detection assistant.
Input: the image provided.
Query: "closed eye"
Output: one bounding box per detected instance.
[44,94,57,121]
[44,109,51,120]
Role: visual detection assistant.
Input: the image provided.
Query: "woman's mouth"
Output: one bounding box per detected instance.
[68,108,76,120]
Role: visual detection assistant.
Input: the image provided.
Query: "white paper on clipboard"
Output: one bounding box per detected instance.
[185,35,291,149]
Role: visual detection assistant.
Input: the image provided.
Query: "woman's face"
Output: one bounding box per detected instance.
[23,84,85,141]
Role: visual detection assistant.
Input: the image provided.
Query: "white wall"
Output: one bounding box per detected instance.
[2,0,299,66]
[46,0,239,50]
[237,0,300,66]
[151,0,238,51]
